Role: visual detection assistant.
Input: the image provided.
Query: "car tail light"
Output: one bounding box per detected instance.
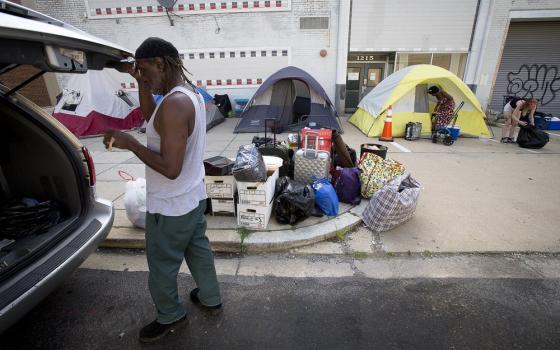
[82,147,96,186]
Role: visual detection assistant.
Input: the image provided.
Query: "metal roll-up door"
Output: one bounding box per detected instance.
[490,21,560,115]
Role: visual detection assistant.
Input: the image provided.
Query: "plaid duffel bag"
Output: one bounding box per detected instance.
[362,174,421,232]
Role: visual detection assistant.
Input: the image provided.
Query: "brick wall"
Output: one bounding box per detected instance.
[2,67,53,107]
[34,0,339,103]
[2,0,53,106]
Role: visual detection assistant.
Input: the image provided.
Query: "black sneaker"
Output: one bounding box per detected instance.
[500,137,509,143]
[139,314,188,343]
[190,288,222,314]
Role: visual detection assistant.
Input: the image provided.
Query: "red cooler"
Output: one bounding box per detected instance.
[300,127,333,153]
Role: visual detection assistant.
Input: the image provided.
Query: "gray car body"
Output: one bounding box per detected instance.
[0,0,133,333]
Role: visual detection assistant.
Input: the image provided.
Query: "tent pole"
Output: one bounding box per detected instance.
[366,107,388,137]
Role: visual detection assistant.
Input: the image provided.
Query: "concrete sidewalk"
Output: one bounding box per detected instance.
[84,117,560,254]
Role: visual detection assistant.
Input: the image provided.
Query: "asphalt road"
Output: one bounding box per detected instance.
[1,268,560,350]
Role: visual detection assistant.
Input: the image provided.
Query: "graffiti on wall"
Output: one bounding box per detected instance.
[507,64,560,106]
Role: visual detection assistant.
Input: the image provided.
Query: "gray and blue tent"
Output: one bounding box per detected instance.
[234,66,342,133]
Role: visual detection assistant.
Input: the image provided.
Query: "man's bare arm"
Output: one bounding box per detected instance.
[102,93,195,179]
[129,64,156,121]
[138,81,157,122]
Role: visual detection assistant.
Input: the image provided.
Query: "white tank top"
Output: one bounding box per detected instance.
[145,85,207,216]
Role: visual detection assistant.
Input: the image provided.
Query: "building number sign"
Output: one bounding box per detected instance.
[355,55,376,61]
[349,54,385,62]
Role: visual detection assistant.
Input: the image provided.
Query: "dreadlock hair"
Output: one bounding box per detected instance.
[161,55,197,91]
[135,37,197,91]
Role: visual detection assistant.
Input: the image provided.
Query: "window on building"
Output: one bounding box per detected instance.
[199,53,205,59]
[230,52,236,58]
[189,53,195,59]
[240,51,246,57]
[220,52,225,58]
[271,50,277,56]
[432,54,451,70]
[261,51,267,57]
[395,53,468,78]
[251,51,256,57]
[209,52,215,59]
[282,50,288,57]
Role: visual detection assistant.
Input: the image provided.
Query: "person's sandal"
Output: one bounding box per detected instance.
[500,137,509,143]
[139,314,188,343]
[190,288,222,315]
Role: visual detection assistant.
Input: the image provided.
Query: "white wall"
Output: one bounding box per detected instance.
[35,0,339,104]
[350,0,478,52]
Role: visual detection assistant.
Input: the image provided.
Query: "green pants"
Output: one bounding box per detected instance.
[145,200,221,324]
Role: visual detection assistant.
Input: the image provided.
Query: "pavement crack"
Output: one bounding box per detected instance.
[515,255,547,279]
[371,230,385,254]
[234,257,241,276]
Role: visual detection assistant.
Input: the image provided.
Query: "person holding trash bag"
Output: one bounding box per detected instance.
[518,98,537,127]
[103,37,221,343]
[428,85,455,134]
[501,97,536,143]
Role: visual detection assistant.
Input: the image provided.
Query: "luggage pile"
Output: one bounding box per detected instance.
[202,119,422,232]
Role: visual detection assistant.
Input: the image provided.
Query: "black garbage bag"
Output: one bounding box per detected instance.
[517,125,549,149]
[251,136,273,148]
[214,94,232,116]
[274,177,320,225]
[232,144,267,182]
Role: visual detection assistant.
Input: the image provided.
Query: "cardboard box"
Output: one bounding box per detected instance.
[237,202,273,230]
[205,175,237,198]
[237,169,279,206]
[210,198,236,216]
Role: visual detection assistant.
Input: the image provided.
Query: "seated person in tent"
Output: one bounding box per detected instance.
[500,97,536,143]
[428,86,455,133]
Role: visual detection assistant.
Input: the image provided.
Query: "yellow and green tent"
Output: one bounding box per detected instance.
[348,64,490,137]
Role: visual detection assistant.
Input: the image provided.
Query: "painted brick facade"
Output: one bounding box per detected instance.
[34,0,338,103]
[1,66,52,107]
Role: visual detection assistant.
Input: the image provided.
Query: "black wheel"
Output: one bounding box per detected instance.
[443,136,454,146]
[432,134,438,143]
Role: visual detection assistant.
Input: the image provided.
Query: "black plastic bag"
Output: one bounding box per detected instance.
[0,199,61,239]
[274,177,319,225]
[214,94,232,116]
[251,136,273,148]
[517,125,549,149]
[232,144,267,182]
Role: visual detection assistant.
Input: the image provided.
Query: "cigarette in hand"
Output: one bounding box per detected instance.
[108,137,115,151]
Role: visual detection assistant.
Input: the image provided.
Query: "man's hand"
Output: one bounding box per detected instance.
[128,63,142,81]
[103,129,140,151]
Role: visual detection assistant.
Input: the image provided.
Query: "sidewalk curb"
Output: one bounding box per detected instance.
[100,202,368,253]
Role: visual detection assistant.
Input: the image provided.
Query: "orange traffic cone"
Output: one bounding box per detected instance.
[379,105,394,142]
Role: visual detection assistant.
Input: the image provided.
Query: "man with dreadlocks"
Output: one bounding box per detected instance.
[103,37,222,342]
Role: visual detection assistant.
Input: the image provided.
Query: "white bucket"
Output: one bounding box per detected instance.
[263,156,283,172]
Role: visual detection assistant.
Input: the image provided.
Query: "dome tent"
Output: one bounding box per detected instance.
[53,69,143,137]
[349,65,490,137]
[234,66,341,133]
